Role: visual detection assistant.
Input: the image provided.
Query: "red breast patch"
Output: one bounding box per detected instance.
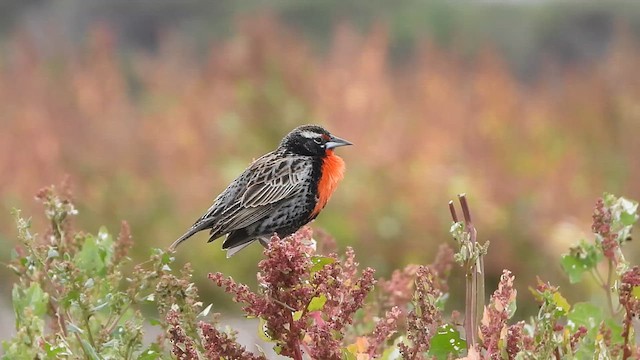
[312,150,345,217]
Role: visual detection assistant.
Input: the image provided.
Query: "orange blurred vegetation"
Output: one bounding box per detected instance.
[1,17,640,311]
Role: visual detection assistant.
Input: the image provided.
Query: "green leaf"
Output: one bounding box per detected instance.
[91,302,109,312]
[435,293,449,311]
[161,252,174,265]
[292,310,303,321]
[62,289,80,307]
[75,234,105,275]
[567,302,603,330]
[273,344,282,355]
[632,286,640,299]
[575,318,625,359]
[67,322,84,334]
[80,339,101,360]
[25,282,48,317]
[428,324,466,360]
[12,282,49,328]
[378,345,397,360]
[44,342,67,357]
[617,197,638,225]
[561,243,600,284]
[307,294,327,312]
[506,295,517,319]
[341,348,357,360]
[552,292,570,315]
[310,256,336,273]
[567,302,605,358]
[75,228,115,277]
[605,318,624,345]
[561,255,587,284]
[137,344,162,360]
[620,211,637,226]
[258,317,272,343]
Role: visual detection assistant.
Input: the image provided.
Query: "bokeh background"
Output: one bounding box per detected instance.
[2,0,640,340]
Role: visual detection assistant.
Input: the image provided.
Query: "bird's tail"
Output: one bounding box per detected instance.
[169,222,210,251]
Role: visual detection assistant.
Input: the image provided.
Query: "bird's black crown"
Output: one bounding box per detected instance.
[279,125,333,157]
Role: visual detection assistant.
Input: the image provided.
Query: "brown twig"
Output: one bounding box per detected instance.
[449,201,458,223]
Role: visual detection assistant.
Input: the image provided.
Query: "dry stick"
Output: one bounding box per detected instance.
[449,201,459,223]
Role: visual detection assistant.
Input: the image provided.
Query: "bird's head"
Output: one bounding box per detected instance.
[280,125,353,157]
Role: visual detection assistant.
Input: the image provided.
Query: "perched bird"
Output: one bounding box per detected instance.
[170,124,352,257]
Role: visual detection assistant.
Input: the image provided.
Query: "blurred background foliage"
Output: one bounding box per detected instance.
[2,0,640,333]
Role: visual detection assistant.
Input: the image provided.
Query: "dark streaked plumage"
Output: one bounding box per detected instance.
[170,124,352,257]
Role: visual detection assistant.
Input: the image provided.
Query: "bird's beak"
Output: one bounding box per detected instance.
[325,135,353,149]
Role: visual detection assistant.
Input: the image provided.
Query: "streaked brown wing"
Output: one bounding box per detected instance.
[242,157,308,207]
[209,156,310,235]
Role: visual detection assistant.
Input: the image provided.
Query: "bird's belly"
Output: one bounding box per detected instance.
[251,194,315,238]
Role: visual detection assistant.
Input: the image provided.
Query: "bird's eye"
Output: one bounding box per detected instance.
[313,138,323,145]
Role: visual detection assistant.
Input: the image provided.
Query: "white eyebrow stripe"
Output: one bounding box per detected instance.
[300,130,322,139]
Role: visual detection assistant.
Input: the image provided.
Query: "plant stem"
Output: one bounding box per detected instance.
[476,255,485,334]
[621,309,632,360]
[72,331,91,360]
[289,311,303,360]
[465,265,474,348]
[273,298,296,312]
[461,195,480,350]
[589,268,605,287]
[452,194,483,351]
[606,259,615,317]
[84,314,96,350]
[104,303,132,335]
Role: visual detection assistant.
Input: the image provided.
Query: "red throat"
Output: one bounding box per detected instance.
[312,150,345,217]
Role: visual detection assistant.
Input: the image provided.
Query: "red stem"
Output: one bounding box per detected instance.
[622,309,632,360]
[290,311,303,360]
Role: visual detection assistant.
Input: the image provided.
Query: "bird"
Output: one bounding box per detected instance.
[169,124,352,257]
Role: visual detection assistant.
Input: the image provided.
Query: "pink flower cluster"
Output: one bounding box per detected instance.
[209,227,377,360]
[592,198,618,261]
[398,265,444,359]
[114,221,132,265]
[619,266,640,359]
[619,266,640,314]
[480,270,517,358]
[505,322,526,358]
[379,264,419,310]
[199,322,266,360]
[167,309,267,360]
[366,306,402,357]
[569,326,588,352]
[166,309,199,360]
[363,244,454,359]
[378,244,453,313]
